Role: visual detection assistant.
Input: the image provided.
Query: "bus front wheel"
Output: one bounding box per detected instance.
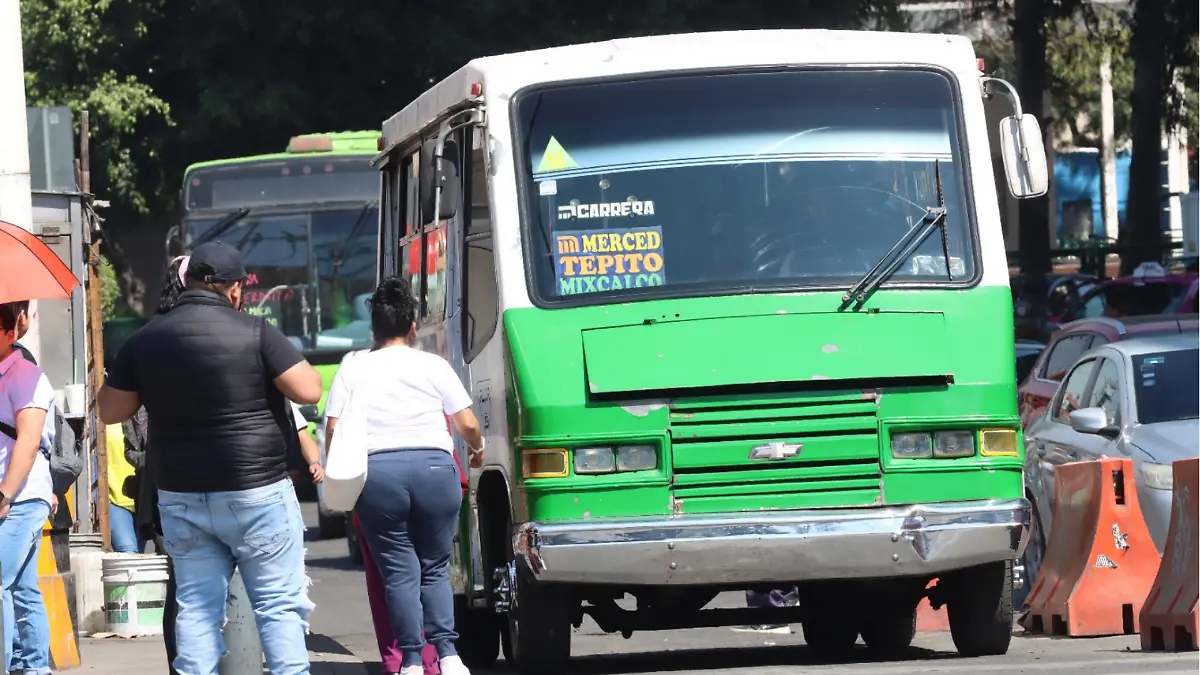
[454,597,500,669]
[499,520,571,674]
[948,560,1014,656]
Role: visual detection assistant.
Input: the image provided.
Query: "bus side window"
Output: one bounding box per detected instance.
[401,150,424,301]
[463,128,499,362]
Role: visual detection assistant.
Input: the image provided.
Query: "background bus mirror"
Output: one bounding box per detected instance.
[999,113,1049,199]
[420,137,461,224]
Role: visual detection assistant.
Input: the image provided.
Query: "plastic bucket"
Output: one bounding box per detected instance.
[101,553,169,635]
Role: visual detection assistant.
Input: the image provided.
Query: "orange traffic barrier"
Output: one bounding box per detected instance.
[1140,457,1199,651]
[916,578,948,632]
[36,491,81,670]
[1019,457,1159,637]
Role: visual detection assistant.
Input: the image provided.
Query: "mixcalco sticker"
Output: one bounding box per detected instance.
[557,200,655,220]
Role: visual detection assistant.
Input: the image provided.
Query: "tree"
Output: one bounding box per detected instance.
[22,0,906,310]
[1122,0,1198,273]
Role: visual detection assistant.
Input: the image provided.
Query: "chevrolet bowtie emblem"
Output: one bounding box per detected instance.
[749,442,802,461]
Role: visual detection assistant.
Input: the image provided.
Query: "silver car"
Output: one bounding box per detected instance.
[1022,333,1199,587]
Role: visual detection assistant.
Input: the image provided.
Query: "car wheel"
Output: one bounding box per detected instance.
[1020,502,1047,600]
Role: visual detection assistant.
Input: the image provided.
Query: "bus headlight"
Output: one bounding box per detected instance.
[933,430,976,458]
[617,445,658,472]
[574,447,615,474]
[574,445,658,474]
[892,433,933,459]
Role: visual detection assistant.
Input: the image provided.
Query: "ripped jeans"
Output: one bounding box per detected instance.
[158,479,312,675]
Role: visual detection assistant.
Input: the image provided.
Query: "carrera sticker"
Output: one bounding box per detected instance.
[553,226,665,296]
[558,199,655,220]
[535,136,579,173]
[538,180,558,196]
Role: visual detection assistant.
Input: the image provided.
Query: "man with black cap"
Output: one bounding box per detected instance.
[98,241,323,675]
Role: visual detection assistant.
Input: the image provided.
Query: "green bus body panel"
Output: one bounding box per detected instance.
[582,312,950,394]
[503,286,1021,521]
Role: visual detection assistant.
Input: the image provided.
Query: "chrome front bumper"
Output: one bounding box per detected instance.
[513,498,1030,586]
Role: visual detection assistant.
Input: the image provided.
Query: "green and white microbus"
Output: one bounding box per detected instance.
[372,30,1048,674]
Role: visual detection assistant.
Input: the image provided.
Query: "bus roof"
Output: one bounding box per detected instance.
[185,130,382,174]
[381,29,978,151]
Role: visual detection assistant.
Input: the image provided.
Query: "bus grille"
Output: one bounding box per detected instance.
[668,392,882,514]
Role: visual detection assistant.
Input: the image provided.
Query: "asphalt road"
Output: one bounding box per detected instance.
[298,503,1200,675]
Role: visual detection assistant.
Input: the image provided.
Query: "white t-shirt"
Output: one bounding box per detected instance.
[325,346,472,454]
[0,350,55,505]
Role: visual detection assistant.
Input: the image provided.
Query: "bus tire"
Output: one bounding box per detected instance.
[503,518,571,674]
[801,615,858,659]
[948,560,1013,657]
[455,596,500,669]
[860,609,916,655]
[317,510,346,540]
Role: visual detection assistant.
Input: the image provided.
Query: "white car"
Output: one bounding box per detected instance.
[1021,333,1199,588]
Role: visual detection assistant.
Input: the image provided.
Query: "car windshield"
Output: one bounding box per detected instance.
[516,69,976,305]
[1133,347,1199,424]
[186,206,378,352]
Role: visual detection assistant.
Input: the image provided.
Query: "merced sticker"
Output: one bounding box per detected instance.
[553,226,665,295]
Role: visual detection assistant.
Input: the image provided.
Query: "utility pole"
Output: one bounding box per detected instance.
[0,0,40,357]
[1099,47,1119,242]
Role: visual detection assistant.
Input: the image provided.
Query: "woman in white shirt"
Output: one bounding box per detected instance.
[325,277,484,675]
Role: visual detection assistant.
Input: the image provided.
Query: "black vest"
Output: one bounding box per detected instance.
[134,291,296,493]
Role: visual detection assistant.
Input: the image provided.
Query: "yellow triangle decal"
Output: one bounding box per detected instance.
[536,136,578,173]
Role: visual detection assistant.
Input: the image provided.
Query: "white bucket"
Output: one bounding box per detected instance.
[101,553,169,636]
[70,534,107,636]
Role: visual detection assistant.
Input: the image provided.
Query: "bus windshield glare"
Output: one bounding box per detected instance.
[516,69,977,304]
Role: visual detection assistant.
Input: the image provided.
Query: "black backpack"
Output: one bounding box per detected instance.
[0,402,83,496]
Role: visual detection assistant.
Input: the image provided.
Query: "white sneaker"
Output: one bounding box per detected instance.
[399,666,424,675]
[439,654,471,675]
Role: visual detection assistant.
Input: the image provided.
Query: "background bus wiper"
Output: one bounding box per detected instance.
[840,162,951,310]
[331,200,378,275]
[193,207,251,247]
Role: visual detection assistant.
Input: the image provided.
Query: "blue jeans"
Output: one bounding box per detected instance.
[356,449,462,669]
[109,503,142,553]
[158,479,311,675]
[1,499,52,675]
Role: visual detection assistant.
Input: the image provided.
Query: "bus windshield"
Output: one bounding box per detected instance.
[516,69,976,304]
[186,205,378,353]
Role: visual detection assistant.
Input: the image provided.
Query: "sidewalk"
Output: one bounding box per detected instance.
[74,635,372,675]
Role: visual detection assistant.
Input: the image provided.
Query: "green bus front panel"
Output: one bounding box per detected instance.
[504,287,1022,521]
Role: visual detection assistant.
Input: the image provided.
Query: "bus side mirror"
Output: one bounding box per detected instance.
[999,113,1049,199]
[420,137,461,224]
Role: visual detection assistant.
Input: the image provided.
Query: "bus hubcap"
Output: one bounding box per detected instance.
[493,563,517,614]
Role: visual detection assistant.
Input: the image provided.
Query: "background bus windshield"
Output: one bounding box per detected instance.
[185,174,378,354]
[517,69,976,304]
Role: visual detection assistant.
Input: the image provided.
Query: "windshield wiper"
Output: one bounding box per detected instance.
[840,161,952,310]
[331,201,379,275]
[192,207,251,247]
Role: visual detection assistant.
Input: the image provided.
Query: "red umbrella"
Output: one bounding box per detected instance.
[0,220,80,303]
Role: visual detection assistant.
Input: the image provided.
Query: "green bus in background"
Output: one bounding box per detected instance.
[177,130,381,410]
